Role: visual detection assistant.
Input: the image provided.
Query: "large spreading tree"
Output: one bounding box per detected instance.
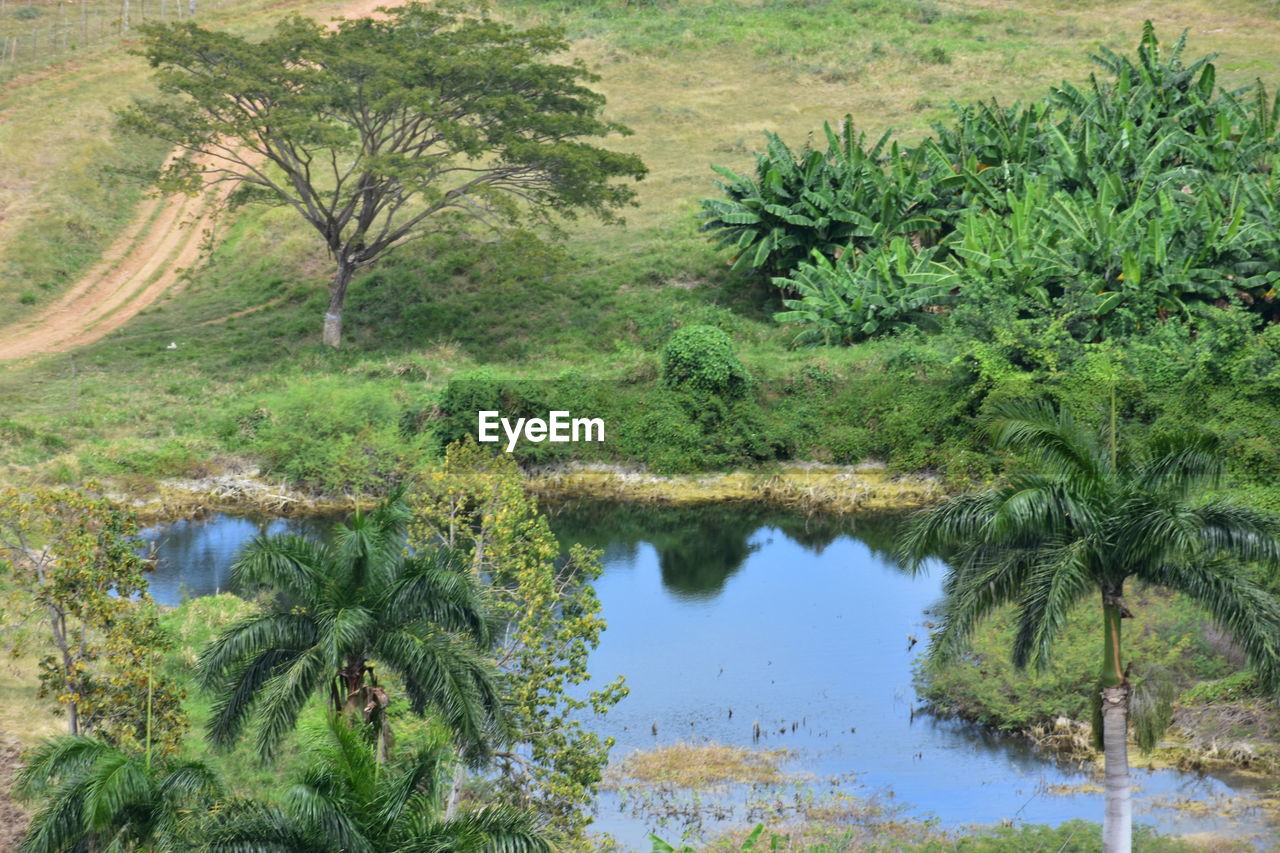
[899,401,1280,853]
[121,2,646,347]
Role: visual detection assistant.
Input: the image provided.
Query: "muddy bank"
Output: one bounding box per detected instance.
[112,470,353,522]
[116,460,946,521]
[526,461,944,512]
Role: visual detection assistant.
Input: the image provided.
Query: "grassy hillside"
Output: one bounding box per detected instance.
[0,0,390,322]
[3,0,1280,501]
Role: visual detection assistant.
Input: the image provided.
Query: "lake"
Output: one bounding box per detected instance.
[142,501,1276,848]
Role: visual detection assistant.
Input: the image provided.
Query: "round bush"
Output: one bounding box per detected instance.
[660,325,751,399]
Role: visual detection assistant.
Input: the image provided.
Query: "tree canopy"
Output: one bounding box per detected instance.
[121,1,647,346]
[198,495,507,764]
[899,400,1280,852]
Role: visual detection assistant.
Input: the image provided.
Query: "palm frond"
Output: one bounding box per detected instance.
[1190,502,1280,565]
[18,778,92,853]
[1144,560,1280,692]
[14,736,115,798]
[158,761,223,805]
[82,752,151,832]
[1137,431,1223,496]
[284,782,374,853]
[375,629,509,766]
[230,534,330,602]
[928,544,1035,662]
[198,611,319,688]
[199,800,318,853]
[254,648,331,762]
[206,647,311,750]
[394,804,556,853]
[990,477,1100,544]
[1112,496,1205,571]
[383,551,492,646]
[320,606,376,666]
[374,734,452,836]
[988,399,1107,485]
[1010,539,1095,670]
[896,491,1002,572]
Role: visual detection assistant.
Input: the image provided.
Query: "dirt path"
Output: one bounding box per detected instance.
[0,0,396,362]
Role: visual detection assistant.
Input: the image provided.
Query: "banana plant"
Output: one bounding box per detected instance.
[775,239,957,344]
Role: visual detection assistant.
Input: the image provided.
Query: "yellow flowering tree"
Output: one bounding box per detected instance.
[0,487,186,755]
[411,441,626,845]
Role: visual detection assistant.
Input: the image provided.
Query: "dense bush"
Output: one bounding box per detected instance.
[915,590,1234,731]
[221,378,427,493]
[704,24,1280,343]
[776,240,955,344]
[660,324,752,398]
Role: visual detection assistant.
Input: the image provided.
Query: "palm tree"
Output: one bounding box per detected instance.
[200,716,554,853]
[198,495,508,764]
[16,736,221,852]
[899,400,1280,853]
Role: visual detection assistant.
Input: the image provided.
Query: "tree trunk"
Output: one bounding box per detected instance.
[1101,683,1131,853]
[1101,590,1131,853]
[47,605,79,735]
[340,657,366,713]
[322,262,355,348]
[444,762,463,819]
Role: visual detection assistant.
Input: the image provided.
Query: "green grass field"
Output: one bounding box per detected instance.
[4,0,1280,493]
[7,6,1280,844]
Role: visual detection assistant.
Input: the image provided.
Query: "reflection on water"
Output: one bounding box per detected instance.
[143,502,1276,849]
[141,513,341,604]
[547,501,903,599]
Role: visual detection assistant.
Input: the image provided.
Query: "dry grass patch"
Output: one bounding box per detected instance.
[604,742,794,790]
[530,462,942,511]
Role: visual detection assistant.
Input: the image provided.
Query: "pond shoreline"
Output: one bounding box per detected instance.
[114,460,948,522]
[111,467,1280,793]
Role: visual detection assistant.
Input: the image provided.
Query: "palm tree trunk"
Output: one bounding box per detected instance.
[1101,592,1131,853]
[341,658,366,714]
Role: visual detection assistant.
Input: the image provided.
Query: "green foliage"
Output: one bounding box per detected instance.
[700,118,946,277]
[1179,670,1261,704]
[1131,672,1177,754]
[901,394,1280,841]
[776,241,955,344]
[202,715,554,853]
[705,24,1280,342]
[660,324,751,399]
[198,492,506,764]
[122,2,646,345]
[0,488,188,754]
[16,736,221,853]
[916,592,1231,731]
[222,378,429,494]
[901,399,1280,690]
[411,443,623,847]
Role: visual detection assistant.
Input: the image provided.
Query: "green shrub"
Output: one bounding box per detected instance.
[1180,670,1261,704]
[224,378,427,493]
[916,591,1235,731]
[776,240,955,343]
[661,325,752,399]
[705,24,1280,343]
[81,439,211,480]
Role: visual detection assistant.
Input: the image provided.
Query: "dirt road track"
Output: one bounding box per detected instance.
[0,0,395,362]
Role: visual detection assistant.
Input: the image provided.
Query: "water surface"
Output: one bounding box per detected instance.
[143,503,1275,848]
